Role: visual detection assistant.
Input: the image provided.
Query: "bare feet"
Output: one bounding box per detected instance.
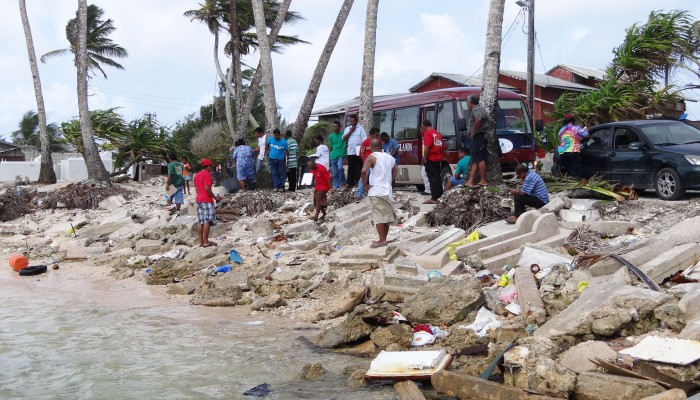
[504,216,517,224]
[370,241,388,248]
[423,199,438,204]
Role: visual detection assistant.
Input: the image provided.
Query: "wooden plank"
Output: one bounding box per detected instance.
[394,381,426,400]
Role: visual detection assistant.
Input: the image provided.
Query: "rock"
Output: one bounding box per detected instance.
[94,247,135,265]
[272,270,298,282]
[540,196,569,214]
[246,214,274,237]
[146,259,199,285]
[343,366,366,388]
[574,372,665,400]
[167,281,196,295]
[299,363,326,380]
[303,278,366,322]
[134,239,165,255]
[236,295,253,306]
[314,303,395,348]
[370,323,413,350]
[403,278,484,325]
[483,288,507,315]
[558,340,617,374]
[288,239,317,251]
[654,303,686,332]
[131,213,149,224]
[640,389,689,400]
[301,269,319,280]
[190,273,244,306]
[111,267,134,280]
[679,286,700,320]
[251,294,287,311]
[99,195,126,210]
[335,340,378,357]
[504,356,576,398]
[433,370,561,400]
[284,219,317,235]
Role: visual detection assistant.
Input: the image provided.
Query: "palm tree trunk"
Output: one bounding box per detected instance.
[236,0,291,138]
[18,0,56,184]
[230,0,244,139]
[482,0,505,184]
[212,28,236,137]
[293,0,354,139]
[359,0,379,131]
[251,0,279,131]
[75,0,110,183]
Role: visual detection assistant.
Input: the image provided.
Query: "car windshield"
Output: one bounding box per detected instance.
[640,122,700,145]
[457,98,532,134]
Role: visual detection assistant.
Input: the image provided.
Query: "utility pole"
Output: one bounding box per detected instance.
[526,0,535,122]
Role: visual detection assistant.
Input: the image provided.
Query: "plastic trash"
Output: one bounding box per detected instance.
[243,383,271,397]
[215,265,232,274]
[274,253,282,259]
[460,307,502,337]
[499,284,518,304]
[229,249,244,264]
[444,230,480,261]
[431,326,449,338]
[497,274,510,287]
[427,270,442,282]
[411,331,436,347]
[577,281,589,293]
[505,303,522,315]
[145,268,151,274]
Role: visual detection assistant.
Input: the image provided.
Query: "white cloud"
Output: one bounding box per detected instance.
[572,29,589,41]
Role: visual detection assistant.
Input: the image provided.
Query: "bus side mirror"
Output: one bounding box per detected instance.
[535,119,544,132]
[457,118,467,132]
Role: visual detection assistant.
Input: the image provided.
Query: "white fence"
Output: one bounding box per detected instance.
[0,153,113,182]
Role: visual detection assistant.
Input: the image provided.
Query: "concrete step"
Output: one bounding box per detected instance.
[328,258,381,271]
[412,227,465,256]
[454,211,544,259]
[481,230,571,272]
[639,242,700,284]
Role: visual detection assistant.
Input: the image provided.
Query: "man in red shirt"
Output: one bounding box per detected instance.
[356,128,380,198]
[421,119,445,204]
[193,159,222,247]
[307,157,331,221]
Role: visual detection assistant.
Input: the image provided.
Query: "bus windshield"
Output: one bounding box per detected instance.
[457,98,532,134]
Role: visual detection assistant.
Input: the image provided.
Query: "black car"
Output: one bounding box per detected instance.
[553,120,700,200]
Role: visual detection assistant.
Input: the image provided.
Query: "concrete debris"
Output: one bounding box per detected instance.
[369,323,413,350]
[574,372,665,400]
[299,363,326,380]
[558,340,617,374]
[403,278,484,325]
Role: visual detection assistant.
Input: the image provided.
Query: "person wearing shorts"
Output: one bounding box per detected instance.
[165,153,184,215]
[465,94,490,187]
[194,158,222,247]
[362,139,398,248]
[181,157,192,195]
[446,148,471,190]
[308,157,331,222]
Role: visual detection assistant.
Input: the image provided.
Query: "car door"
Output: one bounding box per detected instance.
[581,127,612,178]
[606,127,652,187]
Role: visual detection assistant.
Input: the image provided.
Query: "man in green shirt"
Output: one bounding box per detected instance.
[328,120,347,190]
[165,152,185,215]
[445,148,471,191]
[285,130,300,191]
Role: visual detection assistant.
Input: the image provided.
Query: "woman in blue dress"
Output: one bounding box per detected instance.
[233,138,256,192]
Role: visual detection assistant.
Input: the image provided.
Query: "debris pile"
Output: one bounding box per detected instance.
[425,186,511,230]
[0,187,35,221]
[327,189,356,209]
[546,175,638,201]
[37,181,136,209]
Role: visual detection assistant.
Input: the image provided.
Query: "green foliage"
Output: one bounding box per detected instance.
[41,4,127,79]
[300,121,331,155]
[10,110,68,152]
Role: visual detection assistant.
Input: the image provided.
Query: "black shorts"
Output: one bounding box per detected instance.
[470,133,488,162]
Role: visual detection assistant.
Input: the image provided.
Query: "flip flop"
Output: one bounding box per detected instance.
[370,242,388,248]
[201,241,218,247]
[422,199,437,204]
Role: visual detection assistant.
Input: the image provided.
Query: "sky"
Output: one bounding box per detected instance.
[3,0,700,141]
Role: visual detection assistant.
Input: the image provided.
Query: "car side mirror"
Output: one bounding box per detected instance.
[535,119,544,132]
[628,141,643,150]
[457,118,467,132]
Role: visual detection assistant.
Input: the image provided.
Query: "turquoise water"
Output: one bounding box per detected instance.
[0,267,393,399]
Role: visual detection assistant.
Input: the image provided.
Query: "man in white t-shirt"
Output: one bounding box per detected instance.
[253,127,267,174]
[342,114,367,188]
[361,139,397,248]
[313,135,330,170]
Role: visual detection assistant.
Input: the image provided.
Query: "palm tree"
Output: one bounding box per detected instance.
[11,111,66,152]
[359,0,379,132]
[482,0,506,183]
[40,4,127,79]
[252,0,279,131]
[18,0,56,183]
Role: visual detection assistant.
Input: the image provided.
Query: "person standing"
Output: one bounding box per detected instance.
[265,128,289,192]
[380,132,400,165]
[357,128,381,198]
[362,139,398,248]
[557,114,589,178]
[506,164,550,224]
[465,94,490,187]
[328,120,347,190]
[285,130,299,192]
[307,157,331,222]
[232,138,255,192]
[342,114,367,188]
[165,153,184,215]
[313,135,330,171]
[194,158,222,247]
[253,127,267,174]
[421,120,445,204]
[445,147,471,190]
[181,157,192,195]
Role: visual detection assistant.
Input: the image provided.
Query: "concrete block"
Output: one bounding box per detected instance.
[539,196,569,214]
[135,239,165,255]
[93,247,135,264]
[640,389,688,400]
[514,267,546,325]
[558,341,617,374]
[284,219,318,235]
[58,238,93,253]
[65,244,109,260]
[412,227,464,256]
[574,372,665,400]
[328,258,381,271]
[679,287,700,321]
[100,209,131,225]
[561,220,641,237]
[333,245,387,260]
[640,242,700,284]
[432,370,560,400]
[108,223,145,242]
[287,239,317,251]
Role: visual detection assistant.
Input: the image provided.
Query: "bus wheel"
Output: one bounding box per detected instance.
[440,166,453,189]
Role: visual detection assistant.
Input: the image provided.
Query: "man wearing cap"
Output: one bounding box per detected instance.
[557,114,589,178]
[194,159,222,247]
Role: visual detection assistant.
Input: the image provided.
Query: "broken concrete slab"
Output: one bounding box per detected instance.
[100,210,131,225]
[432,370,560,400]
[639,243,700,284]
[190,273,244,306]
[558,340,617,374]
[513,266,546,326]
[639,389,689,400]
[286,239,317,251]
[504,355,577,398]
[679,286,700,321]
[403,278,484,325]
[328,244,391,271]
[134,239,165,255]
[314,304,394,348]
[98,195,126,210]
[370,323,412,350]
[93,247,135,264]
[303,279,365,322]
[65,244,109,260]
[574,372,665,400]
[561,220,640,237]
[251,294,287,310]
[539,195,570,214]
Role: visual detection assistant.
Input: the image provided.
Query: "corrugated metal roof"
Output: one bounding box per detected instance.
[409,72,516,92]
[553,64,607,81]
[499,70,595,91]
[312,93,408,116]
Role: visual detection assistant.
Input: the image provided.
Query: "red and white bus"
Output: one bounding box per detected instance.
[345,87,536,189]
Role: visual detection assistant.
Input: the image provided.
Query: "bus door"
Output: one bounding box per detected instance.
[389,106,424,184]
[419,106,435,164]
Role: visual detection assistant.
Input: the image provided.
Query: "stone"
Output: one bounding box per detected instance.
[251,294,287,311]
[639,389,689,400]
[145,259,199,285]
[284,219,317,235]
[303,279,365,322]
[111,267,134,280]
[335,340,378,357]
[58,237,93,253]
[167,282,196,295]
[287,239,317,251]
[190,273,244,306]
[299,363,326,380]
[483,288,507,315]
[539,265,586,318]
[539,196,569,214]
[300,270,319,280]
[432,370,560,400]
[402,278,484,325]
[272,270,298,282]
[558,341,617,374]
[65,244,108,260]
[394,380,427,400]
[343,366,367,388]
[100,210,131,225]
[94,247,135,265]
[679,286,700,321]
[654,303,686,332]
[99,195,126,210]
[504,356,576,398]
[514,267,546,325]
[370,323,413,350]
[574,372,665,400]
[134,239,165,255]
[314,303,395,348]
[108,223,145,242]
[131,213,149,224]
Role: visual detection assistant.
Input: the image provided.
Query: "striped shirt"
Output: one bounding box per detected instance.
[521,171,549,204]
[287,138,299,168]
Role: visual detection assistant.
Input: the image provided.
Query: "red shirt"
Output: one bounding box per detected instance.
[311,164,331,192]
[359,138,373,162]
[194,169,215,202]
[423,128,444,162]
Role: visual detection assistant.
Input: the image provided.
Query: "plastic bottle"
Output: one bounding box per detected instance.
[215,265,232,273]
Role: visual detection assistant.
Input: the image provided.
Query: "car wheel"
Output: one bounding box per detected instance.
[440,166,453,189]
[655,167,685,200]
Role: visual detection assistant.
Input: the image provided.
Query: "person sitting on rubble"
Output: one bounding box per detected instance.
[505,164,549,224]
[362,139,398,248]
[233,138,255,193]
[445,147,471,191]
[307,156,331,222]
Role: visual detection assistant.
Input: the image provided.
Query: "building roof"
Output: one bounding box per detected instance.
[499,69,595,91]
[409,72,517,93]
[549,64,607,81]
[312,93,408,117]
[0,140,20,150]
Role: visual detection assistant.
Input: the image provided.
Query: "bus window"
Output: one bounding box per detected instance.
[457,99,532,133]
[393,107,419,140]
[437,101,457,151]
[373,111,393,134]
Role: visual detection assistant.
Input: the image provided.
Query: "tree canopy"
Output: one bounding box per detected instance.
[11,111,67,152]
